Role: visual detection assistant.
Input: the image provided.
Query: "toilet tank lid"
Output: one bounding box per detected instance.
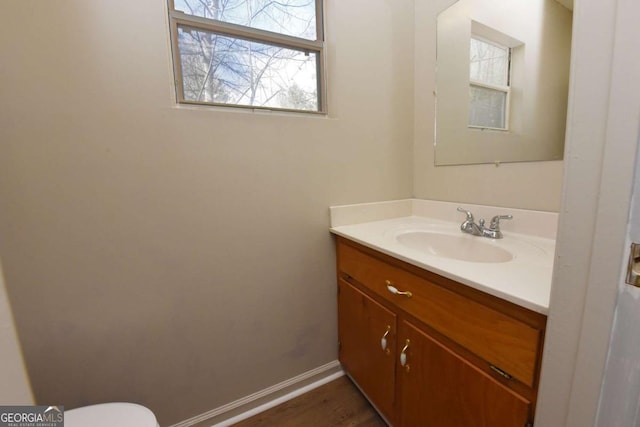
[65,402,158,427]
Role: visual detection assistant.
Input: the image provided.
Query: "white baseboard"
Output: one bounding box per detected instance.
[168,360,344,427]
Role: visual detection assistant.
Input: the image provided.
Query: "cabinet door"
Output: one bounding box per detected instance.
[398,320,531,427]
[338,279,397,422]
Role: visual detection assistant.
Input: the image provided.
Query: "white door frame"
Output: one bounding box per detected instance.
[535,0,640,425]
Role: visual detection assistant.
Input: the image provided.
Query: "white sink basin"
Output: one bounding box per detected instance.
[330,213,556,313]
[395,230,514,263]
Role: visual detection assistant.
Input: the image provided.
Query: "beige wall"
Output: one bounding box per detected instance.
[0,0,414,424]
[414,0,565,212]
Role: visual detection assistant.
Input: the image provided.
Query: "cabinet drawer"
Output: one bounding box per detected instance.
[337,239,542,388]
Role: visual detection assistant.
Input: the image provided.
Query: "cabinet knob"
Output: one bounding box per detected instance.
[385,280,413,298]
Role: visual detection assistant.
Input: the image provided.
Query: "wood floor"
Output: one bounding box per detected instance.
[231,376,387,426]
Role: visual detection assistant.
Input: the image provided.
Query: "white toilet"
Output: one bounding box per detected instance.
[65,402,159,427]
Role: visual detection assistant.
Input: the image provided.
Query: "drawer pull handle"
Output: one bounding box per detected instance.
[490,365,513,380]
[381,325,391,354]
[386,280,413,298]
[400,339,410,372]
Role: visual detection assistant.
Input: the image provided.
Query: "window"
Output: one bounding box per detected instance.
[168,0,325,113]
[468,37,510,130]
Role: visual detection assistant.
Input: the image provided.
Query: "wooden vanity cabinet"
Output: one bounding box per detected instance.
[338,278,397,423]
[336,236,546,427]
[398,320,531,426]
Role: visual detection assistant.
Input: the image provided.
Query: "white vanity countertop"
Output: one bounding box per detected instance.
[330,199,558,314]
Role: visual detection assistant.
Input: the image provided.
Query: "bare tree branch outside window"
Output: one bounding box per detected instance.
[170,0,322,112]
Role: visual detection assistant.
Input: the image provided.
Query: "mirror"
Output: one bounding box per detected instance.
[434,0,572,166]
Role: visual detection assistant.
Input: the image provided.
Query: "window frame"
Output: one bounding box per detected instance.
[167,0,327,114]
[468,35,511,131]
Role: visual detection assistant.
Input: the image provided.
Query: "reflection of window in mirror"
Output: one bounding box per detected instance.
[468,37,510,130]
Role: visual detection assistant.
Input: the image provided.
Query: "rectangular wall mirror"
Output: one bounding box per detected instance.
[435,0,572,166]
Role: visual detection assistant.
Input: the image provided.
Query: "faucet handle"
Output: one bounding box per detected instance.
[489,214,513,230]
[457,207,474,221]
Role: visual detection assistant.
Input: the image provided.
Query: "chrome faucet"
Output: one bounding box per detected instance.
[457,207,513,239]
[457,207,483,236]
